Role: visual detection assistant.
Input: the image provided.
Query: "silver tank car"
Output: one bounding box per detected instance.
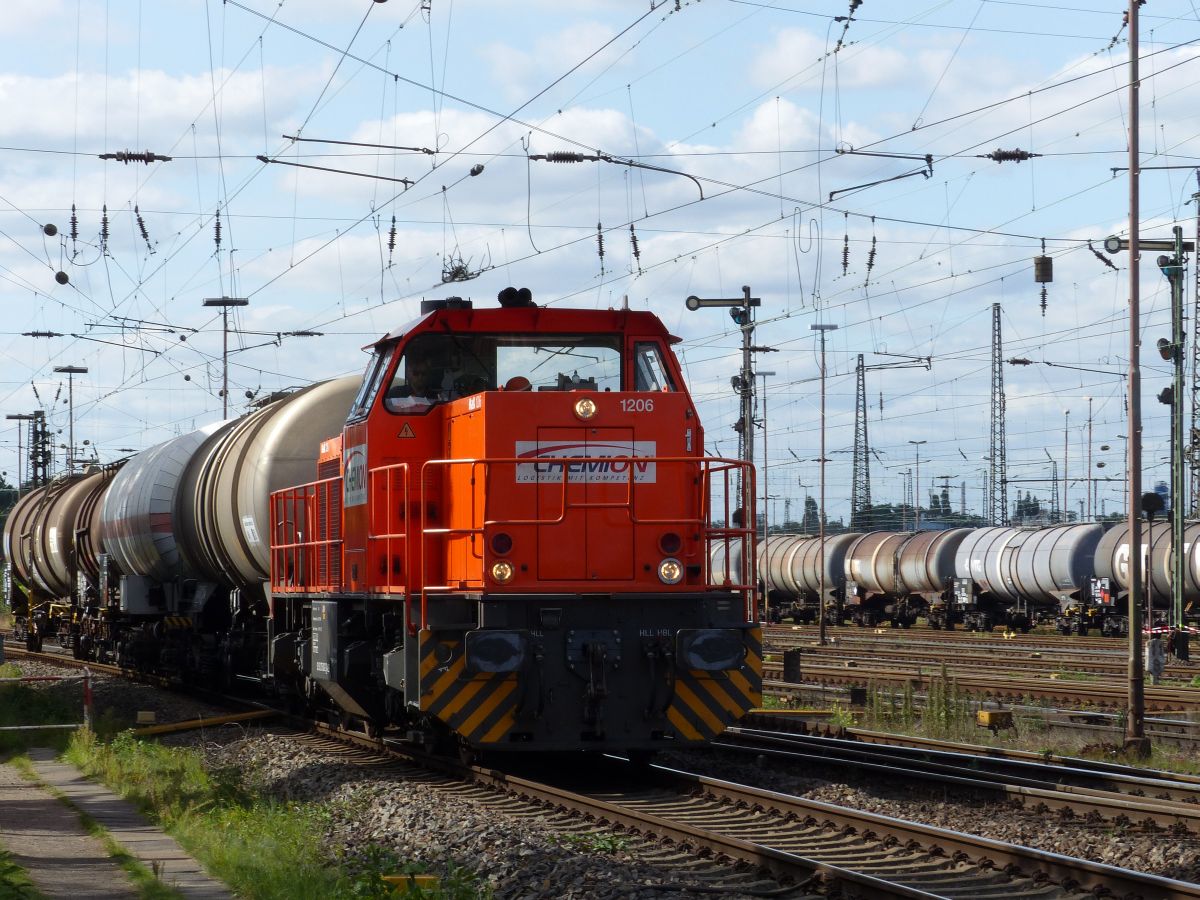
[845,529,971,596]
[1010,523,1105,603]
[954,527,1030,604]
[1094,521,1200,607]
[101,423,228,585]
[761,532,861,600]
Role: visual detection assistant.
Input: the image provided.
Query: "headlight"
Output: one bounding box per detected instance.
[491,561,515,583]
[465,630,528,674]
[574,397,597,420]
[658,557,683,584]
[677,629,745,671]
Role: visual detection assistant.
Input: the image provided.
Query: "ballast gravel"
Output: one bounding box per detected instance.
[193,730,799,900]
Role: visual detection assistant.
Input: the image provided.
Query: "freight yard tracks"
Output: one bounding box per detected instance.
[505,757,1198,899]
[8,644,1199,897]
[718,726,1200,831]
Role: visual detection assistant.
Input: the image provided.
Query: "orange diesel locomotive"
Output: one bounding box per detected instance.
[268,288,761,754]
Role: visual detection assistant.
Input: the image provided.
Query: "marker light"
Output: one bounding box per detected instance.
[491,532,513,555]
[574,398,598,420]
[491,561,515,584]
[658,558,683,585]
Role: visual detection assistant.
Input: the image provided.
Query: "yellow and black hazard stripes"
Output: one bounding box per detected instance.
[666,626,762,743]
[416,629,520,745]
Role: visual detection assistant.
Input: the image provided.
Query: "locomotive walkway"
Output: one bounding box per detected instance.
[0,749,232,899]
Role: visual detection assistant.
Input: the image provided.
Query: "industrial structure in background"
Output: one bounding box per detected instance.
[850,352,930,531]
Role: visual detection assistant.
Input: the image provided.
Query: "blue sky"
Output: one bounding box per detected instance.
[2,0,1199,524]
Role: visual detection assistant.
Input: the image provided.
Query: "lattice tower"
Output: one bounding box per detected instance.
[990,303,1009,525]
[851,354,871,527]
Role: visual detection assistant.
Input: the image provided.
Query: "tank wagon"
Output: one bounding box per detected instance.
[1077,522,1200,636]
[953,524,1104,632]
[757,523,1133,632]
[757,533,860,624]
[5,289,761,757]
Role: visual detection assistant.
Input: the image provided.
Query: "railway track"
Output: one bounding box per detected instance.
[764,661,1200,711]
[716,726,1200,830]
[514,757,1200,898]
[766,640,1200,681]
[11,641,1197,897]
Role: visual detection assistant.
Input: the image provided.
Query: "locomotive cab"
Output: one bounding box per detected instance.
[269,290,761,753]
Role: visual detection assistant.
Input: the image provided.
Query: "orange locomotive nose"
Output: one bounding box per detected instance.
[267,289,761,752]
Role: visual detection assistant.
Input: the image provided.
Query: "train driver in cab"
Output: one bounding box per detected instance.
[385,339,454,413]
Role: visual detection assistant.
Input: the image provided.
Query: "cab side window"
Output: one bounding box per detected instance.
[348,348,392,421]
[633,342,675,392]
[384,334,477,414]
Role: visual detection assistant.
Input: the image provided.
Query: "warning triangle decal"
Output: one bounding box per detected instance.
[398,422,416,439]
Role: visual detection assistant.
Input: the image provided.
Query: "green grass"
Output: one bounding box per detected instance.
[0,848,43,900]
[0,666,82,754]
[554,832,630,854]
[66,730,489,899]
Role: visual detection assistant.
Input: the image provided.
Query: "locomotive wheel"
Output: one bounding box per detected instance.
[457,737,482,767]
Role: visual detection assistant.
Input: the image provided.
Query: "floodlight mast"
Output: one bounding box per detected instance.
[685,287,766,616]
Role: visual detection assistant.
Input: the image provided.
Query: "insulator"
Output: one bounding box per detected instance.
[1040,284,1048,316]
[100,204,109,250]
[70,205,78,243]
[214,209,222,249]
[547,151,588,163]
[98,149,173,165]
[629,224,641,274]
[135,205,152,252]
[841,232,849,276]
[983,148,1040,164]
[387,215,396,254]
[865,234,877,277]
[596,223,604,259]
